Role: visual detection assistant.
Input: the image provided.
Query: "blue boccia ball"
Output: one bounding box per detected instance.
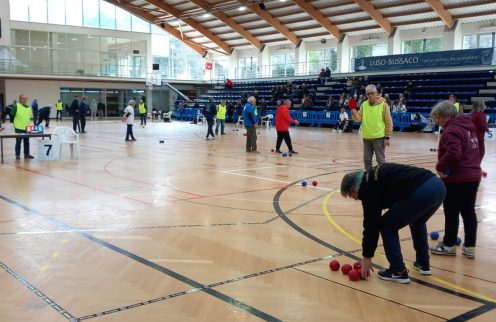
[282,153,288,157]
[302,180,308,187]
[430,231,439,240]
[456,236,462,246]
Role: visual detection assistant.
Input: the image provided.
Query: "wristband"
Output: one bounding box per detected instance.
[385,137,390,139]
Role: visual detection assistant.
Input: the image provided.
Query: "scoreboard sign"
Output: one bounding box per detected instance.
[26,125,44,134]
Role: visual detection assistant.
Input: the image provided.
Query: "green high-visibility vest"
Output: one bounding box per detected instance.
[56,102,63,110]
[361,101,385,139]
[216,104,226,119]
[14,103,32,130]
[139,102,146,114]
[454,102,461,113]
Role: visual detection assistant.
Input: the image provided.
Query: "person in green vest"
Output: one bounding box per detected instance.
[55,99,63,120]
[449,94,463,115]
[352,84,393,170]
[138,99,147,127]
[215,99,227,135]
[11,94,34,160]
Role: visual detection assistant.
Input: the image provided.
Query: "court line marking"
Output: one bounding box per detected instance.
[0,194,282,322]
[322,191,496,304]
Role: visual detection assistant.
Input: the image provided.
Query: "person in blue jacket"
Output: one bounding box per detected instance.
[243,96,258,153]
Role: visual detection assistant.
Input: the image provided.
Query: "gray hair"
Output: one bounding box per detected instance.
[128,99,136,106]
[471,101,485,113]
[283,99,292,105]
[248,96,256,104]
[340,171,361,198]
[365,84,377,93]
[430,100,458,119]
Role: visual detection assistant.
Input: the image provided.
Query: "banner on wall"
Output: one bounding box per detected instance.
[205,62,213,70]
[354,48,494,72]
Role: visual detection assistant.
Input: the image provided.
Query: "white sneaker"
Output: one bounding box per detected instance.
[462,245,475,259]
[430,241,456,256]
[338,130,342,133]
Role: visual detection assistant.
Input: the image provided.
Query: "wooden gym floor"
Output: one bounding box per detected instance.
[0,119,495,322]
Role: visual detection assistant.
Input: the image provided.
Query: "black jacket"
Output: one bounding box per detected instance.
[357,163,435,257]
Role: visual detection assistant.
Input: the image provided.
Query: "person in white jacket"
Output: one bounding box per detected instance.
[123,100,137,142]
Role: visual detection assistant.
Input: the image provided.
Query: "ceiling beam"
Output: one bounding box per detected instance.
[352,0,392,34]
[106,0,206,56]
[144,0,231,53]
[291,0,341,39]
[186,0,262,49]
[424,0,453,28]
[240,1,300,46]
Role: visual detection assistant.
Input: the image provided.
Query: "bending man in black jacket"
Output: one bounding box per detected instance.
[340,163,445,284]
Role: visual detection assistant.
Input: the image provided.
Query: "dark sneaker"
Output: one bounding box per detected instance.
[131,138,137,141]
[275,150,282,153]
[252,150,260,154]
[412,262,431,275]
[24,154,34,159]
[125,139,131,141]
[16,155,20,160]
[378,269,410,284]
[289,151,298,154]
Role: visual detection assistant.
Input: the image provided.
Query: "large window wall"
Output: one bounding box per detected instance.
[271,52,295,77]
[350,43,387,71]
[306,48,338,75]
[10,0,150,33]
[402,38,443,54]
[463,33,496,49]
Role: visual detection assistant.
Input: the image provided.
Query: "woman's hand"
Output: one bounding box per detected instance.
[361,257,374,279]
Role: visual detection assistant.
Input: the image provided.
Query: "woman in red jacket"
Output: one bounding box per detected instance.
[429,101,481,259]
[470,101,489,160]
[275,99,299,154]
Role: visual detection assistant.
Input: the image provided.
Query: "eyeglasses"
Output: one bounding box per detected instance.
[366,92,377,96]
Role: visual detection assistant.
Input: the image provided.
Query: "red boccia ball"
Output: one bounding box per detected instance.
[312,180,318,187]
[329,260,340,271]
[353,261,361,270]
[348,269,361,281]
[341,264,352,275]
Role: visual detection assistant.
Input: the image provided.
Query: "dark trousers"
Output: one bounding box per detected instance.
[14,128,30,156]
[32,112,38,125]
[206,118,215,138]
[126,124,135,140]
[36,116,49,127]
[276,131,293,151]
[245,126,257,152]
[442,182,480,247]
[381,176,446,272]
[73,117,80,133]
[80,115,86,132]
[56,110,62,120]
[140,113,147,125]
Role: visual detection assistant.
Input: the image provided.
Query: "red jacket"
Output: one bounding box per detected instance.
[436,116,481,184]
[470,111,489,143]
[275,105,296,131]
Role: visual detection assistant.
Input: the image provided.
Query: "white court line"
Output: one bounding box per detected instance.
[226,161,334,172]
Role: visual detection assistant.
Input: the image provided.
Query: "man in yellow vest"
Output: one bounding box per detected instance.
[11,94,34,160]
[449,94,462,115]
[352,84,393,170]
[138,99,147,127]
[215,99,227,135]
[55,99,63,120]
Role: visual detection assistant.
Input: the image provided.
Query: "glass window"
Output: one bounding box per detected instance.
[425,38,442,52]
[48,0,66,25]
[10,0,30,22]
[463,35,477,49]
[10,47,30,72]
[479,34,493,48]
[306,48,337,75]
[50,32,67,49]
[30,48,50,73]
[132,15,150,33]
[99,0,116,30]
[350,43,387,70]
[11,30,30,47]
[402,38,442,54]
[100,36,116,53]
[84,51,101,75]
[29,0,48,23]
[83,0,100,28]
[67,0,83,26]
[152,34,170,56]
[84,35,100,51]
[116,6,131,31]
[271,52,295,77]
[30,31,49,48]
[67,34,83,50]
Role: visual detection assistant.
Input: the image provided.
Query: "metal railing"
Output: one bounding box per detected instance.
[233,60,341,79]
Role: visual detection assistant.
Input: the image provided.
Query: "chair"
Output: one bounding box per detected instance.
[261,114,273,128]
[236,116,244,128]
[163,111,172,122]
[196,110,205,124]
[52,126,80,159]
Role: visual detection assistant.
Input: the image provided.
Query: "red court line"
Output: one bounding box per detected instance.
[177,186,287,201]
[9,163,152,205]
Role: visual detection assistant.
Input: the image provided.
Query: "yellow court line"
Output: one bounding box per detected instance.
[322,191,496,303]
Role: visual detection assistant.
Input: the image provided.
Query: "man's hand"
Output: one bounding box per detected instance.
[384,138,390,147]
[254,124,257,129]
[361,257,374,279]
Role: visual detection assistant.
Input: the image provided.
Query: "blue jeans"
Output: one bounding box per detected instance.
[215,119,225,134]
[380,176,446,271]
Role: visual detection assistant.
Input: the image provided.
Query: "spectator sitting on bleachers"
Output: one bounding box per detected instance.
[384,94,392,109]
[348,94,358,111]
[259,98,267,118]
[339,93,346,109]
[326,95,337,111]
[301,83,309,96]
[318,68,326,84]
[302,95,313,109]
[396,93,407,112]
[225,78,233,91]
[334,107,349,133]
[291,85,300,101]
[357,94,365,107]
[325,67,331,80]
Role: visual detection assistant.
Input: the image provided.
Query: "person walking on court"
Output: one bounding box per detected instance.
[352,84,393,170]
[203,98,216,140]
[275,99,299,154]
[243,96,258,153]
[36,105,52,128]
[215,99,227,135]
[341,163,446,283]
[55,99,63,120]
[11,94,34,160]
[470,101,489,161]
[90,99,98,120]
[138,99,147,127]
[70,96,80,133]
[123,100,137,142]
[31,98,39,125]
[79,96,89,133]
[429,101,481,259]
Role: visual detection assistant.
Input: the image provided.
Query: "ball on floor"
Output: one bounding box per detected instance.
[329,260,340,271]
[301,180,307,187]
[430,231,439,240]
[312,180,318,187]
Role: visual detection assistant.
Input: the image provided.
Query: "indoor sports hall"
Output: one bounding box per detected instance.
[1,1,496,321]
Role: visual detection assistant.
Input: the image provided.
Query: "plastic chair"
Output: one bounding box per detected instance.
[52,126,80,159]
[261,114,273,128]
[163,111,172,122]
[236,116,244,128]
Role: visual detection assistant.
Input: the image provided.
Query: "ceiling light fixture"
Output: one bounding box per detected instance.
[202,13,211,18]
[238,5,246,11]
